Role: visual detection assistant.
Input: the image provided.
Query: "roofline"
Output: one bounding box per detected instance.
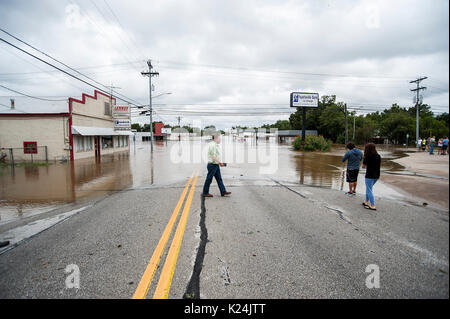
[0,112,70,117]
[69,90,116,106]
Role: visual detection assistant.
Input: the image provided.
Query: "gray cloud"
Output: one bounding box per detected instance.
[0,0,448,129]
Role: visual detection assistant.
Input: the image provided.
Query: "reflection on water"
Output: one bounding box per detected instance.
[289,145,406,190]
[0,138,407,225]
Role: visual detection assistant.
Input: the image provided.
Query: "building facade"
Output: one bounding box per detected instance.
[69,90,131,160]
[0,90,132,162]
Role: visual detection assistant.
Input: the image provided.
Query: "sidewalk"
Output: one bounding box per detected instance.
[381,151,449,210]
[393,150,449,178]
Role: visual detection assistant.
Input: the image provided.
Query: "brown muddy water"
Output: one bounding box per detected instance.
[0,137,408,226]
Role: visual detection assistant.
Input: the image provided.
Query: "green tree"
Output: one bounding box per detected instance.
[318,103,346,142]
[355,116,378,144]
[182,125,194,133]
[380,111,414,144]
[435,113,449,127]
[131,123,142,132]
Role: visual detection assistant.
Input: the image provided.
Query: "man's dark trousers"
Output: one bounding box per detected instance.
[203,163,226,195]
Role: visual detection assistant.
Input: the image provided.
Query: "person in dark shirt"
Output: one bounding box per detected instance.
[362,143,381,211]
[342,142,363,196]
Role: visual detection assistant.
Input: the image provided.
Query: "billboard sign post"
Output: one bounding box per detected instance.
[113,105,131,131]
[290,92,319,108]
[290,92,319,140]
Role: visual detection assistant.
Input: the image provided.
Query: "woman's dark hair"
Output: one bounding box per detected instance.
[346,142,355,150]
[364,143,378,157]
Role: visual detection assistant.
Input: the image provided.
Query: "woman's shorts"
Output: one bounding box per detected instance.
[346,169,359,183]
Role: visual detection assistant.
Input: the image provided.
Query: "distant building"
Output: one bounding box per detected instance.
[0,90,132,161]
[134,122,166,141]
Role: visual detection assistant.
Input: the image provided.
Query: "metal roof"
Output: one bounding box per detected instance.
[71,125,133,136]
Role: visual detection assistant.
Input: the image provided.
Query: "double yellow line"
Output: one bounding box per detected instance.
[133,172,199,299]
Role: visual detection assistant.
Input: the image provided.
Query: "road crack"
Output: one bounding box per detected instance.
[183,194,208,299]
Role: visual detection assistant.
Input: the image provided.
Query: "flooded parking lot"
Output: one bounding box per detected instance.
[0,137,410,225]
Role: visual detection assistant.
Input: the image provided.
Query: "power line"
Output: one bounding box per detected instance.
[0,41,90,94]
[88,0,143,69]
[102,0,147,63]
[71,0,145,74]
[0,34,143,106]
[155,60,415,80]
[0,84,67,101]
[0,36,115,99]
[0,27,145,106]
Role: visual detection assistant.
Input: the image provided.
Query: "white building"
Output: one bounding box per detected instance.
[0,90,132,161]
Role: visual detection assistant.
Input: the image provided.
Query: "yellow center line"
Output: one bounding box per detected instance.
[132,172,194,299]
[153,173,199,299]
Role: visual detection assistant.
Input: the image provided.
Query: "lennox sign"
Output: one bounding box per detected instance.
[113,105,130,116]
[290,92,319,108]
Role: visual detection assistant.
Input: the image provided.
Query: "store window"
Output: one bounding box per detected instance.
[102,136,113,149]
[76,136,84,152]
[85,136,92,151]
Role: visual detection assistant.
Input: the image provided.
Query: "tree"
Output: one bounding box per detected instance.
[261,120,291,130]
[131,123,142,132]
[355,116,378,144]
[435,113,449,127]
[318,103,346,142]
[182,125,193,133]
[407,103,434,118]
[380,112,414,144]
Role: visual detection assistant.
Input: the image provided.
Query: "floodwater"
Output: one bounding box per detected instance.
[0,136,409,226]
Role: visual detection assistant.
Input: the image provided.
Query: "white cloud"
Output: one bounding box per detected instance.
[0,0,448,129]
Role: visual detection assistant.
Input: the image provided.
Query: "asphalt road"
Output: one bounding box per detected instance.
[0,174,448,298]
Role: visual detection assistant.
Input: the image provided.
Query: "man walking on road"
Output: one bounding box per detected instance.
[202,132,231,198]
[342,142,363,196]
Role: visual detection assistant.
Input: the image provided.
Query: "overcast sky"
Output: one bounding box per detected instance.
[0,0,448,129]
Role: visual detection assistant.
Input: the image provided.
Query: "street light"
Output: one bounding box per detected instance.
[153,92,172,99]
[133,93,172,109]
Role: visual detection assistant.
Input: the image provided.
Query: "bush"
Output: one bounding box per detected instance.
[292,135,332,152]
[292,136,303,150]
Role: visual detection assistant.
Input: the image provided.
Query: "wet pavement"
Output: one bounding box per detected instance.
[0,137,424,226]
[0,137,448,299]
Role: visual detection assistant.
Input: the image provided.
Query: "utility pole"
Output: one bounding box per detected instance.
[177,116,181,141]
[301,107,307,141]
[410,77,427,147]
[344,103,348,145]
[353,111,356,141]
[106,84,121,115]
[141,60,159,152]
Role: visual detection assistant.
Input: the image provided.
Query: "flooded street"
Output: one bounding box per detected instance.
[1,137,448,300]
[0,137,414,226]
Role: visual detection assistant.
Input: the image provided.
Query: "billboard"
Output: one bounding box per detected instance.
[161,127,171,134]
[114,119,131,129]
[113,105,130,117]
[290,92,319,108]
